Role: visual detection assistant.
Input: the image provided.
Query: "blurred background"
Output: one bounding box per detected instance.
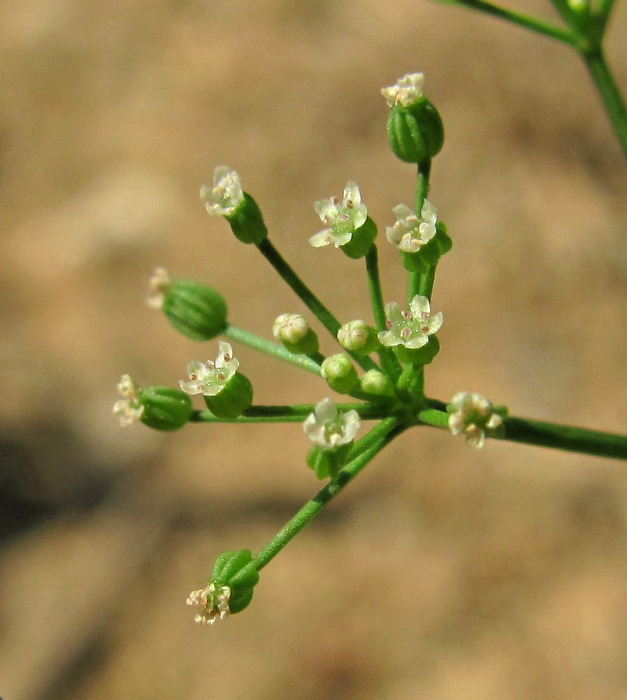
[0,0,626,698]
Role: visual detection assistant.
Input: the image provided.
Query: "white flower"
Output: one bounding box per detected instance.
[180,342,239,396]
[303,398,360,449]
[186,583,231,625]
[386,200,437,253]
[113,374,144,427]
[381,72,425,108]
[378,295,443,349]
[200,166,244,216]
[448,392,503,448]
[146,267,170,310]
[309,181,368,249]
[273,313,309,345]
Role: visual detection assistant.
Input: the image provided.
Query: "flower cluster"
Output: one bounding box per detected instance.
[448,392,504,448]
[111,70,521,630]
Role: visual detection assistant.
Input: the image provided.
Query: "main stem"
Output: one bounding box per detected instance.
[420,401,627,460]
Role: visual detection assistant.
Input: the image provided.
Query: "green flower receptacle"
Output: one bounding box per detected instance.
[211,549,260,614]
[162,280,228,341]
[387,99,444,164]
[394,336,440,366]
[306,442,353,480]
[226,193,268,245]
[341,217,378,259]
[204,372,253,419]
[138,386,193,431]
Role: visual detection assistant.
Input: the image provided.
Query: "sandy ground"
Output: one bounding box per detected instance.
[0,0,626,698]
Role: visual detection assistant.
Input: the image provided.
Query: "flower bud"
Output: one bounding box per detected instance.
[306,443,352,480]
[158,276,228,341]
[225,193,268,245]
[273,313,319,355]
[320,354,359,394]
[204,372,253,419]
[339,216,378,259]
[386,100,444,164]
[138,386,193,431]
[359,369,394,397]
[337,320,379,354]
[210,549,260,614]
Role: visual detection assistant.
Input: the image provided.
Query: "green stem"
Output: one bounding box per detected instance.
[417,265,437,300]
[365,245,402,380]
[224,325,321,375]
[580,47,627,159]
[256,238,378,373]
[419,402,627,460]
[191,402,392,423]
[597,0,617,28]
[365,245,386,329]
[499,415,627,459]
[444,0,579,47]
[408,161,434,304]
[253,417,401,571]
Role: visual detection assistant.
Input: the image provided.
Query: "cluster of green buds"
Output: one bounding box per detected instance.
[113,71,518,625]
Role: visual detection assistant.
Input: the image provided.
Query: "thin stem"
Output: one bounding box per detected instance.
[224,325,321,375]
[597,0,617,27]
[408,161,434,304]
[416,265,437,300]
[253,417,401,571]
[580,47,627,159]
[547,0,576,27]
[366,245,402,380]
[256,238,378,373]
[191,402,392,423]
[365,245,386,329]
[443,0,580,47]
[499,415,627,459]
[418,402,627,460]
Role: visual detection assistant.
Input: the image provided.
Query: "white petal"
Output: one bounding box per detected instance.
[309,229,334,248]
[343,181,361,205]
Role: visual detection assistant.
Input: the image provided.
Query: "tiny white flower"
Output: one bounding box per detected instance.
[378,295,443,349]
[200,166,244,216]
[273,313,309,345]
[386,200,437,253]
[113,374,144,427]
[180,341,239,396]
[146,267,170,310]
[186,583,231,625]
[303,398,360,449]
[448,392,503,448]
[381,72,425,108]
[309,181,368,249]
